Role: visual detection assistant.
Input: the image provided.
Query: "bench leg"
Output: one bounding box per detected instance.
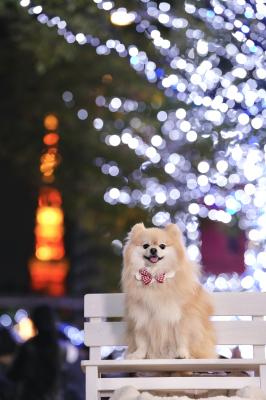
[260,365,266,393]
[86,366,99,400]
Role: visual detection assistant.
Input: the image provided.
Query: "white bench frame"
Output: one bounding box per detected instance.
[81,292,266,399]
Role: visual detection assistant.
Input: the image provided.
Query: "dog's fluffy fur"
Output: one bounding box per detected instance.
[122,223,216,359]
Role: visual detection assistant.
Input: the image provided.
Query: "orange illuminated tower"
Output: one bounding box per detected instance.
[28,114,69,296]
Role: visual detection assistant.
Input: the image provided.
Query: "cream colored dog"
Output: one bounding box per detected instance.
[122,223,216,359]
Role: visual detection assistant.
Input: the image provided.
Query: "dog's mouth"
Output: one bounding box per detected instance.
[144,255,163,264]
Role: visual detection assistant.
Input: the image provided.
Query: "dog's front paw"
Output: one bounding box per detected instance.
[126,350,146,359]
[176,347,191,359]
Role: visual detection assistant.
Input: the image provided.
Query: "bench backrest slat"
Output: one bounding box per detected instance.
[84,320,266,347]
[84,292,266,318]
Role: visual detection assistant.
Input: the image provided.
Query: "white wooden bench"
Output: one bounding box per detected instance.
[81,292,266,399]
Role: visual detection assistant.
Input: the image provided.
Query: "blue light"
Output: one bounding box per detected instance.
[249,45,257,53]
[244,10,253,19]
[248,136,259,145]
[155,68,164,78]
[130,56,139,65]
[226,208,237,215]
[207,10,215,18]
[0,314,12,327]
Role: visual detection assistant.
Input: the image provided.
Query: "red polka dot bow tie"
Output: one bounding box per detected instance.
[139,268,165,285]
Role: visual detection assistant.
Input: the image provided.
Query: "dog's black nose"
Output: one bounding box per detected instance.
[150,248,157,255]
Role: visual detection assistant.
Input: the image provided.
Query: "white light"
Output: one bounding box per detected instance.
[187,244,200,261]
[168,74,178,85]
[158,13,170,24]
[256,68,266,80]
[141,194,151,206]
[164,163,175,174]
[32,5,42,14]
[236,53,247,64]
[176,59,187,69]
[238,113,249,125]
[109,166,119,176]
[109,135,121,146]
[204,194,215,206]
[152,211,170,226]
[198,175,209,186]
[257,252,266,268]
[191,73,201,85]
[226,43,238,56]
[216,160,228,173]
[226,85,238,100]
[102,1,113,10]
[175,108,186,119]
[93,118,104,130]
[196,39,208,56]
[20,0,30,6]
[169,188,180,200]
[198,161,210,174]
[76,33,86,44]
[186,131,197,142]
[128,46,138,56]
[208,209,217,221]
[110,8,135,26]
[251,117,263,130]
[248,229,260,241]
[121,132,131,144]
[159,2,171,12]
[155,192,167,204]
[110,97,122,109]
[128,137,139,149]
[205,110,223,124]
[151,135,163,147]
[188,203,200,215]
[241,276,255,290]
[119,192,131,204]
[215,276,228,291]
[244,183,255,196]
[232,67,247,79]
[157,111,167,121]
[180,121,191,132]
[146,147,157,159]
[231,146,243,161]
[109,188,120,199]
[245,251,256,266]
[151,30,160,39]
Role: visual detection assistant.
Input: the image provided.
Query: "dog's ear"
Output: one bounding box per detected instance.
[130,223,145,236]
[165,224,186,259]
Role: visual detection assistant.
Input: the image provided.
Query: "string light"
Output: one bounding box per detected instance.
[20,1,266,292]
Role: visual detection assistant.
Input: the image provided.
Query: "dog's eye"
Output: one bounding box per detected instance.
[143,244,149,249]
[159,244,166,250]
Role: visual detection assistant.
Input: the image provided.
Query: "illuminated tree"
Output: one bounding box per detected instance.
[1,0,266,291]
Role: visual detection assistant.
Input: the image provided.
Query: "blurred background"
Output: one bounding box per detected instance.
[0,0,266,398]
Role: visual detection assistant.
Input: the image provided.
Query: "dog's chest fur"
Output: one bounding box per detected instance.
[129,287,183,326]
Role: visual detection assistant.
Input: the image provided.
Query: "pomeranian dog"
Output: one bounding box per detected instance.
[122,223,216,359]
